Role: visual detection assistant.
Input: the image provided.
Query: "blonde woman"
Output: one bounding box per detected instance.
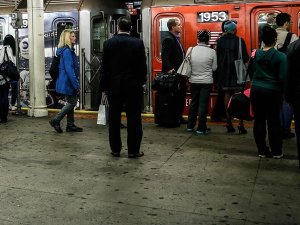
[49,29,82,133]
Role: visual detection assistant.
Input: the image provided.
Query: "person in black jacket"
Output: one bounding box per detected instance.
[100,16,147,158]
[216,20,249,133]
[286,39,300,168]
[161,18,187,124]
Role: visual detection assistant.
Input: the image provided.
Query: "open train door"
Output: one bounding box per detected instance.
[249,2,300,51]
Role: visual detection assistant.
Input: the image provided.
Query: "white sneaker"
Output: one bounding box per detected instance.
[11,106,17,111]
[273,154,283,159]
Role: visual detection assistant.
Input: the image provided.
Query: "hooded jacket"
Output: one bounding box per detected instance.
[55,46,80,96]
[249,48,287,92]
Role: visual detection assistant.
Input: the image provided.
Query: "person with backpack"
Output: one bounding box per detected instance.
[275,13,298,139]
[0,34,17,123]
[49,29,82,133]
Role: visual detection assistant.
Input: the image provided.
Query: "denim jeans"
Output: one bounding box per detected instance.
[53,95,78,127]
[187,83,212,131]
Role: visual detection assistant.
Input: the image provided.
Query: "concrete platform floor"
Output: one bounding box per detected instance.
[0,114,299,225]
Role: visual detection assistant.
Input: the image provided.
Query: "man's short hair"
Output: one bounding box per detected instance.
[276,13,291,27]
[167,18,178,31]
[118,16,132,32]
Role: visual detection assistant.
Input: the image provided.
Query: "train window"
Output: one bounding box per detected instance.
[0,18,4,45]
[257,12,279,47]
[155,16,184,60]
[56,21,74,44]
[92,17,107,54]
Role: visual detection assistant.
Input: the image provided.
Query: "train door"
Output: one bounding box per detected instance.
[46,17,78,108]
[249,4,299,50]
[81,11,128,110]
[291,6,300,37]
[151,14,185,112]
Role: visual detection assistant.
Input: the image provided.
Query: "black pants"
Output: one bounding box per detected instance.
[188,83,212,131]
[10,81,18,106]
[178,75,187,119]
[250,86,282,155]
[0,83,9,121]
[108,89,143,154]
[292,102,300,165]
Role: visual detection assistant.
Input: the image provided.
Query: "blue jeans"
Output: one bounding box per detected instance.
[281,99,294,134]
[187,83,212,131]
[53,95,78,126]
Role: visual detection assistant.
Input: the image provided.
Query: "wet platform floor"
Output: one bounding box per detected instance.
[0,114,299,225]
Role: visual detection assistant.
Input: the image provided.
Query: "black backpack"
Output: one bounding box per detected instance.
[49,48,67,83]
[49,55,60,83]
[277,33,293,54]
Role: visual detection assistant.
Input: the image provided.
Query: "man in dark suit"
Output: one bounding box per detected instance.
[100,16,147,158]
[161,18,187,124]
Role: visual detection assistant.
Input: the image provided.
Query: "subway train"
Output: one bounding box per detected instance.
[0,0,299,113]
[140,0,300,114]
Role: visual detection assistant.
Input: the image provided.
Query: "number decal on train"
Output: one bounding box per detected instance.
[197,11,228,23]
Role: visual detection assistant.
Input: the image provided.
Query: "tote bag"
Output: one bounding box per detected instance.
[234,38,247,85]
[97,93,109,125]
[177,47,193,77]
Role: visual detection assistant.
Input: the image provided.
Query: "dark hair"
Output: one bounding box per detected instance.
[3,34,16,56]
[275,13,291,27]
[261,26,277,46]
[167,18,178,31]
[197,30,210,43]
[118,16,132,32]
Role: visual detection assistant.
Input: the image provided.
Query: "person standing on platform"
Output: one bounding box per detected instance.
[49,29,82,133]
[100,16,147,158]
[186,30,217,135]
[250,26,287,159]
[274,13,298,139]
[161,18,187,124]
[286,38,300,168]
[216,20,249,133]
[0,34,17,123]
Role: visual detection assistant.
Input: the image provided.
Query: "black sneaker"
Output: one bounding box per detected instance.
[66,125,83,132]
[49,120,63,133]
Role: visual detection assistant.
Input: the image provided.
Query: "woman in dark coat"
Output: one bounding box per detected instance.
[216,21,249,133]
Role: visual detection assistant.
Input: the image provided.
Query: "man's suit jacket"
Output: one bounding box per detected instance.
[161,32,184,73]
[100,33,147,95]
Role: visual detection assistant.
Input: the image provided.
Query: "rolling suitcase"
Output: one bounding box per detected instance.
[154,92,180,127]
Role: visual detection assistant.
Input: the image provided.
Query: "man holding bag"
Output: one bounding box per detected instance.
[100,16,147,158]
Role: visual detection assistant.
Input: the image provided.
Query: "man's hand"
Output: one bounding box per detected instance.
[167,69,175,74]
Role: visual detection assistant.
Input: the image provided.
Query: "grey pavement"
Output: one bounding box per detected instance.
[0,114,299,225]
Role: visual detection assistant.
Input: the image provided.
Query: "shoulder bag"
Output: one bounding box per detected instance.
[0,47,20,81]
[177,47,194,77]
[234,38,247,85]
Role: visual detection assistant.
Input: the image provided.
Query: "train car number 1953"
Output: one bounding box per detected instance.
[197,11,229,23]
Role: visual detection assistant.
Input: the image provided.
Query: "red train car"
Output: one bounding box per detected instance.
[141,0,300,115]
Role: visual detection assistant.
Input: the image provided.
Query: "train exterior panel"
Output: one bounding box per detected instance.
[143,0,300,115]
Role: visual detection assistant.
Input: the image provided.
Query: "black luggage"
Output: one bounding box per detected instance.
[154,92,180,127]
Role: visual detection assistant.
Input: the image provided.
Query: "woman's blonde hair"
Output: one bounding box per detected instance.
[58,29,75,48]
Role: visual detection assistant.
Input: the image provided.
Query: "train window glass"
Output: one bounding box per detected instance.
[92,17,107,54]
[257,12,279,46]
[156,16,183,59]
[56,21,74,45]
[0,19,4,45]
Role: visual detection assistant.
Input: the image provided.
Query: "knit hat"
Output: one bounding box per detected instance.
[224,20,237,32]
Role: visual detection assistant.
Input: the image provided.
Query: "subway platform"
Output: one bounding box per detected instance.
[0,112,299,225]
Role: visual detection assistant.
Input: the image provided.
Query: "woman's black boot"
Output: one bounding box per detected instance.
[226,124,235,133]
[237,125,247,134]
